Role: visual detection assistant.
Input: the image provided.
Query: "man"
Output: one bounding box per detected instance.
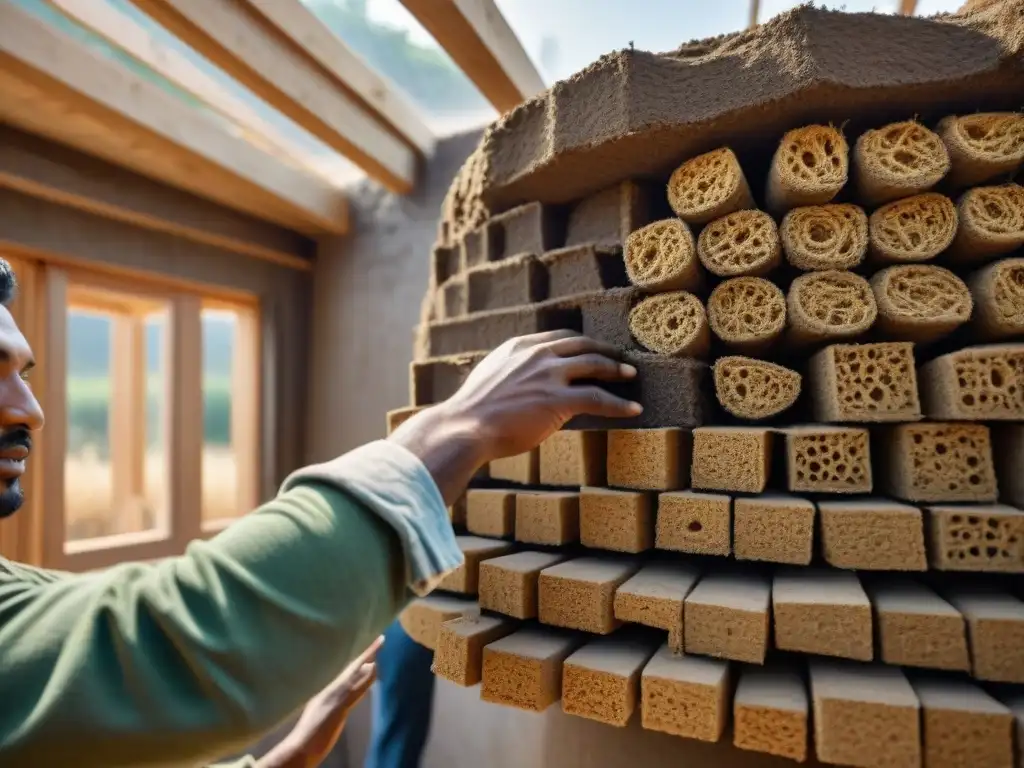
[0,257,642,767]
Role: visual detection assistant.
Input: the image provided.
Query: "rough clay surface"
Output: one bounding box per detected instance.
[562,631,659,726]
[641,644,731,742]
[912,675,1015,768]
[713,356,801,421]
[945,585,1024,683]
[515,491,579,546]
[781,203,868,271]
[481,626,583,712]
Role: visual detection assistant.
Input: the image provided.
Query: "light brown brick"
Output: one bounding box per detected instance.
[579,487,654,553]
[783,425,872,494]
[733,662,808,762]
[606,428,691,490]
[478,551,567,619]
[880,422,998,503]
[691,427,772,493]
[481,627,583,712]
[539,557,640,634]
[437,536,514,594]
[515,491,579,545]
[946,585,1024,683]
[433,615,519,686]
[809,341,921,422]
[926,504,1024,572]
[641,645,730,741]
[399,594,476,650]
[773,568,872,661]
[562,630,660,726]
[684,570,771,664]
[490,450,539,484]
[919,344,1024,421]
[994,691,1024,768]
[466,489,516,538]
[870,579,970,671]
[733,494,815,565]
[655,491,731,556]
[613,562,701,650]
[819,499,926,571]
[539,430,607,487]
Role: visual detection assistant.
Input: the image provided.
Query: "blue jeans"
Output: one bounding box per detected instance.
[364,620,436,768]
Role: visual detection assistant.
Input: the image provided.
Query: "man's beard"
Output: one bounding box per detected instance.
[0,478,23,519]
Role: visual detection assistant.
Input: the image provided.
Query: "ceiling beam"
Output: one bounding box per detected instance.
[400,0,545,114]
[0,3,348,235]
[127,0,417,193]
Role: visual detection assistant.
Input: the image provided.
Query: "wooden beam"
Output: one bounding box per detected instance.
[0,3,347,236]
[399,0,545,113]
[899,0,918,13]
[128,0,418,193]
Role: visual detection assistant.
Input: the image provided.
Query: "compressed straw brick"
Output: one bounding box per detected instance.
[868,193,958,264]
[488,201,565,260]
[854,120,950,206]
[773,568,872,661]
[937,112,1024,189]
[926,504,1024,573]
[613,561,702,650]
[733,663,808,762]
[427,303,554,357]
[437,536,514,594]
[466,253,547,312]
[490,449,539,484]
[481,626,583,712]
[540,244,628,299]
[539,430,607,487]
[433,614,519,687]
[561,630,660,726]
[970,257,1024,340]
[706,277,786,353]
[919,344,1024,421]
[809,660,921,768]
[696,209,781,277]
[410,353,485,406]
[466,489,516,538]
[809,341,921,422]
[733,494,815,565]
[870,579,970,671]
[946,586,1024,683]
[691,427,772,494]
[606,428,691,491]
[565,179,653,249]
[640,645,731,741]
[684,570,771,664]
[786,270,877,347]
[515,491,579,546]
[437,275,466,320]
[666,147,754,225]
[712,356,801,421]
[656,491,731,556]
[431,243,461,285]
[623,218,701,293]
[538,557,640,634]
[628,292,710,358]
[879,422,998,504]
[819,499,926,571]
[460,223,496,270]
[870,264,973,343]
[478,550,568,619]
[993,425,1024,508]
[579,487,654,553]
[766,124,849,214]
[912,675,1014,768]
[783,425,872,494]
[542,287,638,350]
[780,203,868,271]
[947,184,1024,264]
[399,594,476,650]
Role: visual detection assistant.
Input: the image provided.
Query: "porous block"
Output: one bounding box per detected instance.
[781,203,868,271]
[926,504,1024,573]
[712,356,801,421]
[784,425,872,494]
[911,675,1014,768]
[786,270,877,347]
[540,430,607,487]
[541,244,627,299]
[538,557,640,634]
[938,112,1024,189]
[706,277,787,353]
[871,264,972,343]
[819,499,926,571]
[773,568,872,661]
[466,489,516,538]
[691,427,772,494]
[870,579,970,671]
[579,487,654,553]
[437,536,514,594]
[481,627,582,712]
[386,405,426,435]
[920,344,1024,421]
[667,147,753,225]
[810,661,921,768]
[855,120,949,206]
[993,425,1024,508]
[623,218,701,292]
[628,291,710,358]
[948,184,1024,264]
[809,342,921,422]
[515,491,579,545]
[946,586,1024,683]
[478,551,567,619]
[565,179,652,249]
[427,304,551,357]
[489,201,565,259]
[410,353,485,406]
[697,209,781,277]
[562,630,659,726]
[433,615,519,687]
[466,254,547,312]
[490,449,539,485]
[640,645,730,741]
[767,124,848,213]
[970,257,1024,339]
[867,193,957,263]
[606,428,690,491]
[684,570,771,664]
[656,491,731,557]
[880,422,998,503]
[733,663,808,762]
[733,495,815,565]
[613,562,701,648]
[399,594,476,650]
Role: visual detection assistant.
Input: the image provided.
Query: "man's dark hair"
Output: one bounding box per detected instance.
[0,258,18,307]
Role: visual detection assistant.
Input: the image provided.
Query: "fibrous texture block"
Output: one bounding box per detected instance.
[466,254,547,312]
[993,425,1024,508]
[411,353,485,406]
[919,344,1024,421]
[613,562,701,649]
[656,491,731,557]
[538,557,640,634]
[712,356,801,421]
[431,244,461,285]
[706,277,786,353]
[684,570,771,664]
[460,224,496,270]
[781,203,868,271]
[691,427,772,494]
[606,428,690,491]
[540,244,628,299]
[565,180,652,249]
[854,120,950,206]
[481,627,582,712]
[912,675,1014,768]
[579,487,654,553]
[970,257,1024,340]
[489,201,564,259]
[733,663,808,762]
[427,304,549,357]
[490,449,539,485]
[666,147,754,225]
[938,112,1024,189]
[947,184,1024,264]
[945,585,1024,684]
[466,489,516,538]
[786,270,877,346]
[809,342,921,422]
[773,568,872,661]
[871,579,970,672]
[433,615,518,687]
[734,494,815,565]
[628,291,709,358]
[696,209,781,277]
[641,645,730,741]
[926,504,1024,573]
[437,536,514,594]
[515,491,579,546]
[879,422,998,504]
[478,550,567,619]
[539,430,606,487]
[869,194,958,267]
[400,594,476,650]
[871,264,973,343]
[784,425,872,494]
[543,287,637,350]
[436,275,467,319]
[810,661,921,768]
[562,631,660,727]
[623,218,700,293]
[767,124,849,213]
[819,499,926,571]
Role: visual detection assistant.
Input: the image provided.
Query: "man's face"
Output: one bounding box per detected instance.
[0,306,44,518]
